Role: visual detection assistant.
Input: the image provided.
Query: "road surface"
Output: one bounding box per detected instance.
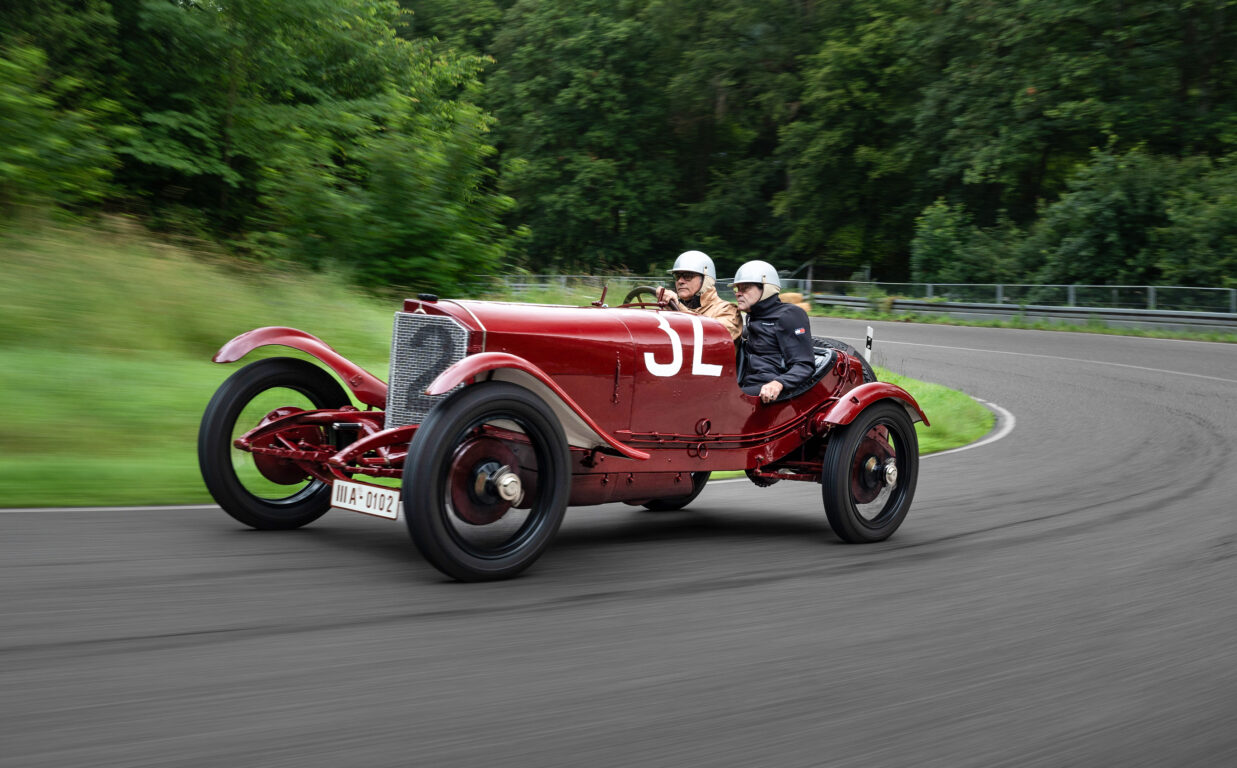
[3,319,1235,767]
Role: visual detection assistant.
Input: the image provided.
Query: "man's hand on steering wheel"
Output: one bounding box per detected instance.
[655,286,679,309]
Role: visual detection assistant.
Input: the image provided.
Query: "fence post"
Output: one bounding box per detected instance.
[1231,288,1236,315]
[1148,286,1156,310]
[996,284,1004,303]
[926,283,934,299]
[1068,284,1076,306]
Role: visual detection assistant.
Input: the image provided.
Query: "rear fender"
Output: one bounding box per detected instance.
[821,382,929,428]
[213,326,387,409]
[427,352,649,461]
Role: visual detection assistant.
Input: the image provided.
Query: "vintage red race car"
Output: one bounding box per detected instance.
[198,289,928,581]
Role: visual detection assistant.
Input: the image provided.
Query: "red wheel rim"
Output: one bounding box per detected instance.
[447,436,524,525]
[850,425,895,504]
[251,407,322,485]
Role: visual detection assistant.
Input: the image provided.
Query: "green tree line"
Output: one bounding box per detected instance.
[5,0,1237,290]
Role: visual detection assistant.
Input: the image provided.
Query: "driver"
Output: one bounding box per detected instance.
[654,250,742,341]
[731,260,815,403]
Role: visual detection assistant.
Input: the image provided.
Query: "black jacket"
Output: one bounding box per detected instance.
[739,294,815,391]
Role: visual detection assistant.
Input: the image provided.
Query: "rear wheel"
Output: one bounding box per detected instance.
[641,472,711,511]
[403,382,570,581]
[198,358,348,529]
[821,402,918,543]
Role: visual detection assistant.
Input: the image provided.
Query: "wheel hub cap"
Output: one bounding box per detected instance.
[449,437,523,525]
[883,459,898,487]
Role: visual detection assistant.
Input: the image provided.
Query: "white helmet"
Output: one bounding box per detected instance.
[668,250,716,280]
[730,260,782,290]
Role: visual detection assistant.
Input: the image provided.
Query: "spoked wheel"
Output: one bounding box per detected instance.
[403,382,570,581]
[641,472,711,511]
[198,357,349,530]
[821,402,918,542]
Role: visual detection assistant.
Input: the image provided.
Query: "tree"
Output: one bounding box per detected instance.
[776,0,927,279]
[487,0,677,272]
[0,44,115,210]
[1155,155,1237,288]
[1018,148,1194,286]
[648,0,821,276]
[110,0,509,290]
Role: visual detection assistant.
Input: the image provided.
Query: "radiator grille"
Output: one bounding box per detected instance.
[385,312,470,428]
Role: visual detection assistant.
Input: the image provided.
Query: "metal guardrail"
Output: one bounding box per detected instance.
[475,276,1237,332]
[783,280,1237,314]
[813,294,1237,332]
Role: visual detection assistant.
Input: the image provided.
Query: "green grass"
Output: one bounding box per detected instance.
[1,219,993,507]
[877,367,992,454]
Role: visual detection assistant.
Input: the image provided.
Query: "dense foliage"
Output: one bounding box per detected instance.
[4,0,1237,288]
[2,0,510,292]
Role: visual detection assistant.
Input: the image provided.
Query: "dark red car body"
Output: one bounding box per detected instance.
[199,295,927,580]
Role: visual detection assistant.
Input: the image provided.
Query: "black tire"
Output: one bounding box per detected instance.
[198,357,349,530]
[821,402,918,543]
[642,472,711,511]
[403,382,570,581]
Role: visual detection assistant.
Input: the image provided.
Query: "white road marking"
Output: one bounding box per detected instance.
[922,400,1016,459]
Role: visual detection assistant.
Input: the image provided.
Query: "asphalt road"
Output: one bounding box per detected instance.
[4,320,1236,768]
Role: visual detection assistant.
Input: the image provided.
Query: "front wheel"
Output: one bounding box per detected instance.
[403,382,570,581]
[198,357,349,530]
[821,402,918,543]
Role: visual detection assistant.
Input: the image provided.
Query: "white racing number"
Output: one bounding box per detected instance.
[643,315,722,377]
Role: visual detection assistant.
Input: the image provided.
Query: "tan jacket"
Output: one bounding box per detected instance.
[668,276,742,341]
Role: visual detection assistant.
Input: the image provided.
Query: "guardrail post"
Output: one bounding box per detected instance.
[1148,286,1156,310]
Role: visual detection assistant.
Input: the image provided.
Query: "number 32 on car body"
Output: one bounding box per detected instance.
[644,315,723,377]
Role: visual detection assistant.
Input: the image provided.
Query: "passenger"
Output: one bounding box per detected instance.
[655,250,743,341]
[731,260,815,403]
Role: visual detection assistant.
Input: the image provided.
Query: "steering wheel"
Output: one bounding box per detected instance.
[620,285,665,308]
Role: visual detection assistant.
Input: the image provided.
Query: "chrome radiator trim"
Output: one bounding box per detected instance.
[385,312,470,429]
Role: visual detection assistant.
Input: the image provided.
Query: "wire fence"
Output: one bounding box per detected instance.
[476,275,1237,314]
[790,281,1237,314]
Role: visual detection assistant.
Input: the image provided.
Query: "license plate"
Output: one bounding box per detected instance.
[331,479,401,520]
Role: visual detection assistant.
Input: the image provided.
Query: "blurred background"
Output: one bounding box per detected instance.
[2,1,1235,505]
[4,6,1237,767]
[5,0,1237,286]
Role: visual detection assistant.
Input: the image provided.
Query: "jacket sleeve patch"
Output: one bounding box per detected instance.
[794,327,806,335]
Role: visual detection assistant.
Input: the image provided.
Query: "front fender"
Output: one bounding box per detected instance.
[427,352,649,461]
[213,326,387,408]
[821,382,930,427]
